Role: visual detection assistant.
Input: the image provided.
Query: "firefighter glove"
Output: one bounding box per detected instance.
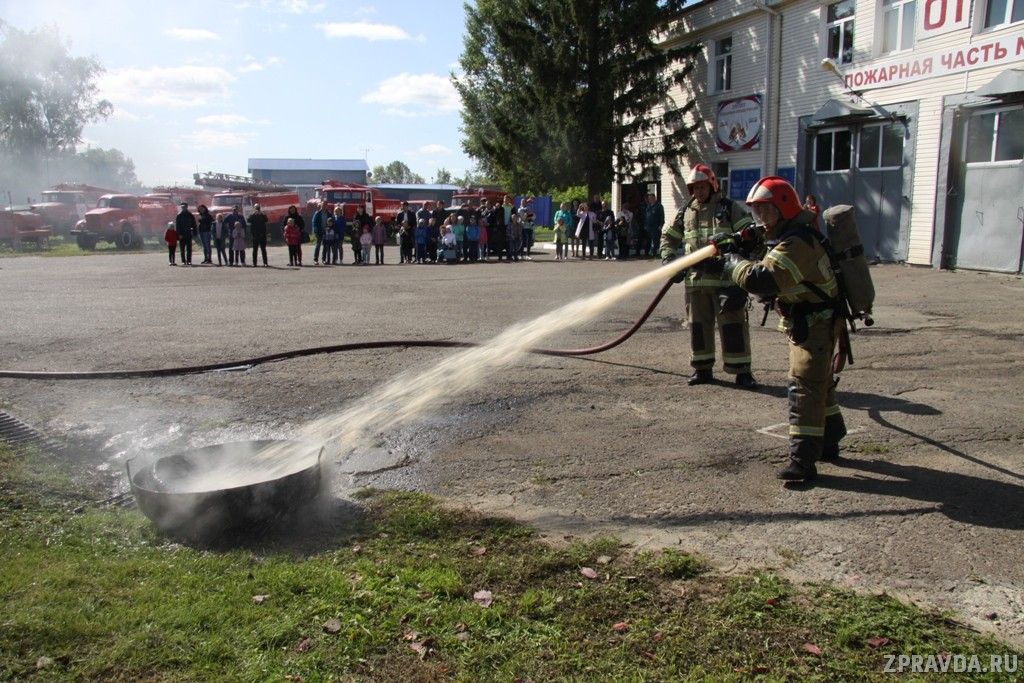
[710,232,738,254]
[721,253,747,284]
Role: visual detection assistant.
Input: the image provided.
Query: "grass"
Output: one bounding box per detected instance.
[0,236,119,258]
[1,443,1018,681]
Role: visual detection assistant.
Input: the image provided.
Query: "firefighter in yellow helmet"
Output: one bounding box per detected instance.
[713,176,847,482]
[661,164,757,388]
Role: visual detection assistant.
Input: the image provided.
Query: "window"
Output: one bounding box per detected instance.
[713,36,732,93]
[984,0,1024,28]
[711,161,729,197]
[815,129,853,172]
[827,1,856,64]
[859,122,905,169]
[966,108,1024,163]
[882,0,916,53]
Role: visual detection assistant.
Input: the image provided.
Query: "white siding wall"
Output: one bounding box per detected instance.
[626,0,1024,266]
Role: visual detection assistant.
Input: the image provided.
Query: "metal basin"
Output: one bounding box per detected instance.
[127,440,324,538]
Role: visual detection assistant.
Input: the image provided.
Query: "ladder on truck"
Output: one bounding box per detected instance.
[193,172,289,193]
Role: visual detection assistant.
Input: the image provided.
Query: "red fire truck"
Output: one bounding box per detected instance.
[194,172,299,240]
[305,180,407,226]
[0,208,53,249]
[450,186,506,210]
[70,194,178,250]
[31,183,115,235]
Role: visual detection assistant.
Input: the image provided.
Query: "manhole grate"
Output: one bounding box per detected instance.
[0,410,64,454]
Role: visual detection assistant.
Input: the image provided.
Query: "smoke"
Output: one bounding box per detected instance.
[0,149,142,208]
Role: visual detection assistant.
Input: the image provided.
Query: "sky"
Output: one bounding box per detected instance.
[1,0,473,186]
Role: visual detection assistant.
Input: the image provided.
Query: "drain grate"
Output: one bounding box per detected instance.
[0,410,64,454]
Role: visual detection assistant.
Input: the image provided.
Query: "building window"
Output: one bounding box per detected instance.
[711,161,729,197]
[882,0,916,53]
[827,1,856,64]
[984,0,1024,28]
[713,36,732,93]
[965,107,1024,163]
[859,122,905,169]
[815,129,853,172]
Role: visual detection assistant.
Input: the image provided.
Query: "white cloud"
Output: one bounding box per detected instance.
[416,144,452,156]
[98,66,236,108]
[354,5,377,16]
[195,114,251,126]
[166,28,220,41]
[179,129,255,148]
[360,73,460,115]
[279,0,325,13]
[238,55,281,73]
[316,21,412,41]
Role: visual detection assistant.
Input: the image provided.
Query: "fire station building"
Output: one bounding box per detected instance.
[615,0,1024,272]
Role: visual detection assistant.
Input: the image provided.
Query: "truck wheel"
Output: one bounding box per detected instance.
[116,226,136,250]
[36,237,49,250]
[76,235,97,250]
[132,231,146,249]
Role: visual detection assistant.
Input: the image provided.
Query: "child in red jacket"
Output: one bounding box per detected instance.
[164,222,178,265]
[284,217,301,266]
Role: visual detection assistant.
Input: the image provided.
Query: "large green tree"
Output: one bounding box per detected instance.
[0,21,112,159]
[370,160,426,184]
[455,0,700,197]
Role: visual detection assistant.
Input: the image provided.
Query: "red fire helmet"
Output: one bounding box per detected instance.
[685,164,720,194]
[745,176,802,221]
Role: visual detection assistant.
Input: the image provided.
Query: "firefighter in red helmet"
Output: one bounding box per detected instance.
[660,163,757,388]
[714,176,847,482]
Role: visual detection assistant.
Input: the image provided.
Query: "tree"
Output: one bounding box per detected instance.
[0,21,112,160]
[454,0,700,197]
[64,147,141,191]
[432,167,455,185]
[370,160,426,184]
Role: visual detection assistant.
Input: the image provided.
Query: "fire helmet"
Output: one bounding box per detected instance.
[745,176,801,221]
[685,164,719,194]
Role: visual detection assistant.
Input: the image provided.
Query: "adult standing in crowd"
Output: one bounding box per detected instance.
[213,211,230,265]
[616,204,634,259]
[332,205,347,264]
[576,201,597,259]
[249,203,270,267]
[661,164,755,387]
[569,199,582,257]
[175,202,196,266]
[487,199,507,262]
[351,205,371,264]
[284,205,304,266]
[311,201,329,265]
[597,200,614,259]
[196,204,214,264]
[222,204,246,266]
[430,200,447,263]
[644,193,664,259]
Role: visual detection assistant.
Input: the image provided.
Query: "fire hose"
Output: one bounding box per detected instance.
[0,246,716,381]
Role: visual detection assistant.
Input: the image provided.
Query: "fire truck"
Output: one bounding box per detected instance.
[149,186,214,209]
[450,186,506,210]
[0,208,53,249]
[70,194,178,250]
[305,180,413,228]
[31,183,115,235]
[194,172,300,240]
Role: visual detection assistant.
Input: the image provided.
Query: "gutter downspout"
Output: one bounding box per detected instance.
[755,1,781,180]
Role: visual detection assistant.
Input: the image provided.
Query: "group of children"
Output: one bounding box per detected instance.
[396,211,536,264]
[163,220,248,266]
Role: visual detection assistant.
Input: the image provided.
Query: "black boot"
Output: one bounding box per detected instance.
[687,369,714,385]
[735,372,757,389]
[777,460,817,481]
[819,442,840,462]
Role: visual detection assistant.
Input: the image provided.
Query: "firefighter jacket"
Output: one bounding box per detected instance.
[725,211,839,337]
[660,192,747,288]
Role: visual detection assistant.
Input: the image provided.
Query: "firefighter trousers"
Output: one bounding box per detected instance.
[787,318,847,466]
[685,283,752,373]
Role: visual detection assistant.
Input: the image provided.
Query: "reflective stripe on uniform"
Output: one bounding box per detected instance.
[691,351,716,362]
[789,425,825,437]
[722,353,752,364]
[825,404,841,416]
[686,278,728,288]
[765,250,804,284]
[664,226,684,240]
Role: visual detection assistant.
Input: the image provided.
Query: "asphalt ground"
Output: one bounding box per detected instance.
[1,245,1022,646]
